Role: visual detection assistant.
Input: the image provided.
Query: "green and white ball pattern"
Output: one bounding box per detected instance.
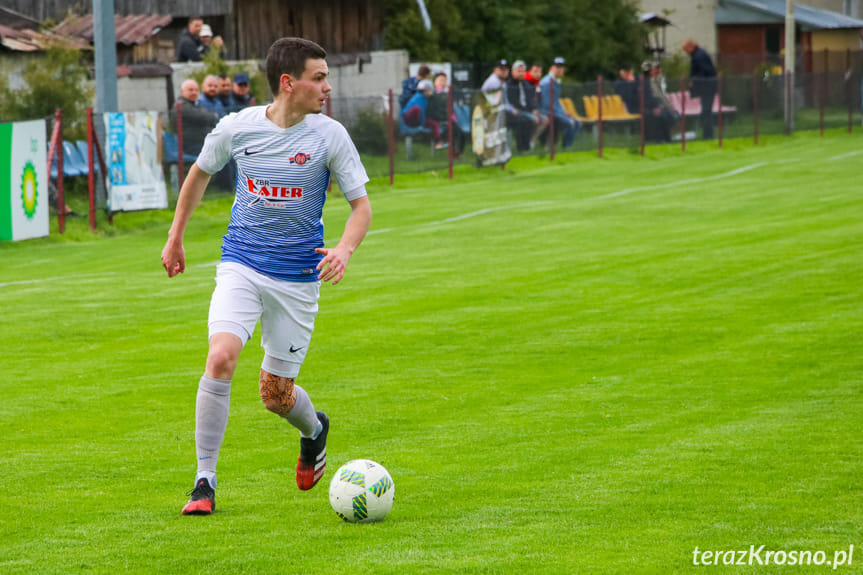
[328,459,395,523]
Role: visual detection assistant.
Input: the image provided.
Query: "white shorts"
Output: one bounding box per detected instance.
[208,262,320,375]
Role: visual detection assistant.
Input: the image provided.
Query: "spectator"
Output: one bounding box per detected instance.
[176,17,204,62]
[399,64,431,111]
[230,72,256,112]
[402,79,445,149]
[172,79,218,160]
[433,72,448,93]
[197,75,227,118]
[683,38,717,139]
[505,60,548,151]
[613,64,639,113]
[539,57,580,149]
[426,73,466,156]
[218,74,233,111]
[644,61,679,142]
[481,60,509,105]
[198,25,226,59]
[525,63,543,91]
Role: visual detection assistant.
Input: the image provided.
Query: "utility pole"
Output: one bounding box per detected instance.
[93,0,118,114]
[785,0,795,131]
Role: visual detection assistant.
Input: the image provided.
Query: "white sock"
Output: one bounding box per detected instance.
[283,384,319,437]
[195,375,231,485]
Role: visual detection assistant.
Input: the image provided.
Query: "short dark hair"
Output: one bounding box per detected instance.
[417,65,432,79]
[265,37,327,95]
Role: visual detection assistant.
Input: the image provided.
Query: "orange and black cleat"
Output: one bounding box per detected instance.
[181,477,215,515]
[297,411,329,490]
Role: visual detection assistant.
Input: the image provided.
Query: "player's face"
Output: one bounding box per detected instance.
[293,59,331,114]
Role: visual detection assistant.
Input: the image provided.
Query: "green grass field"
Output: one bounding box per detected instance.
[1,131,861,574]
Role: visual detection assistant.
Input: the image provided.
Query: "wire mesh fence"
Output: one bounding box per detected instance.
[28,55,863,233]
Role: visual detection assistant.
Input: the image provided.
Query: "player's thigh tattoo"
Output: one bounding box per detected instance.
[259,370,297,415]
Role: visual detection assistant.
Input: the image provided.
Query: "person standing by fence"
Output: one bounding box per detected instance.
[683,39,717,140]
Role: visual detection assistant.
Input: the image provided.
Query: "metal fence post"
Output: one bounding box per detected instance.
[639,73,645,156]
[175,102,185,192]
[86,107,96,231]
[717,72,723,148]
[680,77,687,152]
[597,75,603,159]
[753,72,759,146]
[549,79,556,162]
[447,88,454,180]
[387,89,395,186]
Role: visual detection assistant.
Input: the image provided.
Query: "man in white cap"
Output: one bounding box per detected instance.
[401,79,445,149]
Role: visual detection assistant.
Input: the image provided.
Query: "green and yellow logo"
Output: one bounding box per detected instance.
[21,161,38,219]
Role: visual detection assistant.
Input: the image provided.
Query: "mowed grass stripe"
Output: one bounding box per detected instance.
[0,131,861,573]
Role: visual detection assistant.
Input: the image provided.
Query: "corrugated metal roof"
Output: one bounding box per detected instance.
[53,13,173,46]
[719,0,863,30]
[0,23,90,52]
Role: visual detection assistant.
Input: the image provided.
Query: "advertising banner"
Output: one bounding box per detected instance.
[0,120,49,241]
[471,91,511,167]
[104,111,167,212]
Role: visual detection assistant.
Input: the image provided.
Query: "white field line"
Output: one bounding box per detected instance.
[827,150,863,162]
[594,162,770,201]
[0,155,844,289]
[0,272,119,288]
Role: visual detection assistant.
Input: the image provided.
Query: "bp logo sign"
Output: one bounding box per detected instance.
[20,161,38,219]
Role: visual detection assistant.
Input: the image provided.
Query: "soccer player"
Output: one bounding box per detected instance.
[160,37,372,516]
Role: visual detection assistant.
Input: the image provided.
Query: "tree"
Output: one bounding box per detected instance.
[0,46,93,140]
[385,0,646,81]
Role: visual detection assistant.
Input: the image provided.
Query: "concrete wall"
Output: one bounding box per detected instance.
[638,0,719,55]
[117,77,169,113]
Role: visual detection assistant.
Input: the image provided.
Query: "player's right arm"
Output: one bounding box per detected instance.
[161,164,212,277]
[161,112,235,278]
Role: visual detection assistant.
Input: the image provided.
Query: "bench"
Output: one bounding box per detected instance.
[666,92,737,117]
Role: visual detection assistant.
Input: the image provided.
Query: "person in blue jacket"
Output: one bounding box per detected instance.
[539,57,580,149]
[401,79,445,149]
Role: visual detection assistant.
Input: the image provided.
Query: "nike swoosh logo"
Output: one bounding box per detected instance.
[244,148,261,155]
[290,346,304,353]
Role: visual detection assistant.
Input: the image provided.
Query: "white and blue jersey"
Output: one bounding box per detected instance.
[196,107,369,282]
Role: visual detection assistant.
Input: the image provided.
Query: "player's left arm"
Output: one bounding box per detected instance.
[315,194,372,285]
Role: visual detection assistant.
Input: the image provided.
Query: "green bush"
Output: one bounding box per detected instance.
[351,108,389,156]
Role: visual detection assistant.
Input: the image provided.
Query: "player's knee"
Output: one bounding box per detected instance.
[206,347,238,379]
[259,370,297,415]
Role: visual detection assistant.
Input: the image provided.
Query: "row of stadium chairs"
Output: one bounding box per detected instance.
[581,95,641,122]
[50,140,100,178]
[49,132,198,180]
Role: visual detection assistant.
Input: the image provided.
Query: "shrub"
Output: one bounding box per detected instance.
[350,108,389,156]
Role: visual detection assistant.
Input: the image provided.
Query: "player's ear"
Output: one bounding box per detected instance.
[280,73,294,95]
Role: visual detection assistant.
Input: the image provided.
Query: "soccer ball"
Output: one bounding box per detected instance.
[328,459,395,523]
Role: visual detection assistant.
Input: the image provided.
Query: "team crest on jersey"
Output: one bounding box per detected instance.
[246,177,303,208]
[290,152,311,165]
